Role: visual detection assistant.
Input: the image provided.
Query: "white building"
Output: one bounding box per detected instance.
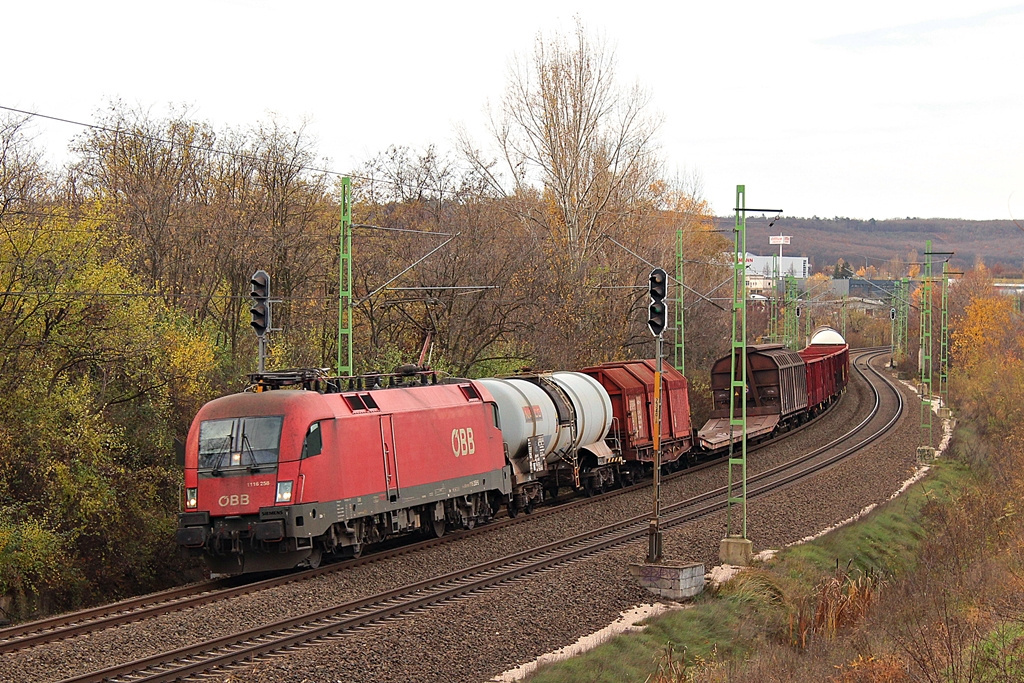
[745,273,775,297]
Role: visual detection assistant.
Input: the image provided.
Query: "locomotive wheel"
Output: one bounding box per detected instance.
[431,517,446,538]
[304,548,322,569]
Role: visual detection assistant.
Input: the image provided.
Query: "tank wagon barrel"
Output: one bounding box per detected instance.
[478,371,616,508]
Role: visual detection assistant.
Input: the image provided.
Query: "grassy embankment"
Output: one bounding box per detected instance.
[526,423,1024,682]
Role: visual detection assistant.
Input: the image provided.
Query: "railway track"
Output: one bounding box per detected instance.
[0,352,866,657]
[55,349,902,683]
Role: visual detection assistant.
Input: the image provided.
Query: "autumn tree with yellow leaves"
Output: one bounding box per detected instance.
[949,266,1024,433]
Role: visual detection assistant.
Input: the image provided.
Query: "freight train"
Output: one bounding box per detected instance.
[176,327,848,575]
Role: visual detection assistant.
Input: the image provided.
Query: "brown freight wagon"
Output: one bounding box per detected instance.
[697,344,808,450]
[580,360,693,473]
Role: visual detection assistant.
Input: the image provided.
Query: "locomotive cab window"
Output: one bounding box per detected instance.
[301,422,323,459]
[198,416,283,473]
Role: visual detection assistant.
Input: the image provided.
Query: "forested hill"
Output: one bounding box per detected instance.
[713,216,1024,277]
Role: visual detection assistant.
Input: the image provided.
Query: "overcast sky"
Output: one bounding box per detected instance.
[6,1,1023,221]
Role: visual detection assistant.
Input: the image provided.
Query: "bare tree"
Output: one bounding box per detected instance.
[351,148,537,375]
[0,114,47,220]
[464,20,663,269]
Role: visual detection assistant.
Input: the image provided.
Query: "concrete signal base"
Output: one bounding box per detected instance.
[629,562,705,601]
[720,536,753,566]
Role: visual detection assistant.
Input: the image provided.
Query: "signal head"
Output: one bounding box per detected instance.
[250,270,270,302]
[250,301,270,338]
[648,268,668,303]
[648,300,667,337]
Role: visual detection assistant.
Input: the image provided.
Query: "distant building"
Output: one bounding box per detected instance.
[849,279,897,300]
[994,280,1024,295]
[745,273,774,297]
[822,278,898,301]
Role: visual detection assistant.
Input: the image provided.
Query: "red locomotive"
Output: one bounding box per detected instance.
[176,371,511,575]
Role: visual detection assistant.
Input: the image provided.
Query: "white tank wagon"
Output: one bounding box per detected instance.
[477,371,617,511]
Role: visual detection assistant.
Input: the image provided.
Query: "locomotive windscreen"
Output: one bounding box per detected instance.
[198,416,284,471]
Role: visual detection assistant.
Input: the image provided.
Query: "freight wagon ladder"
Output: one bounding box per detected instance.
[535,376,581,489]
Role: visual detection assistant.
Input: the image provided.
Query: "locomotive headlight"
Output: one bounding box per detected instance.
[185,487,198,509]
[275,480,293,503]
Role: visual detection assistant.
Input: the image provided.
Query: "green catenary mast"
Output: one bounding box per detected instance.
[337,177,353,376]
[891,278,907,365]
[940,261,950,410]
[783,274,799,350]
[725,185,749,541]
[919,241,934,458]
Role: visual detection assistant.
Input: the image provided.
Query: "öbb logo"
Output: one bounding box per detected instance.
[218,494,250,507]
[451,427,476,457]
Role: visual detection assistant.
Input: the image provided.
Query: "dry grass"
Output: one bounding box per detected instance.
[788,563,882,649]
[829,654,910,682]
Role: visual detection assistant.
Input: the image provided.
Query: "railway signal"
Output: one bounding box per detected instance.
[250,269,271,374]
[250,270,271,338]
[645,267,669,562]
[648,268,668,337]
